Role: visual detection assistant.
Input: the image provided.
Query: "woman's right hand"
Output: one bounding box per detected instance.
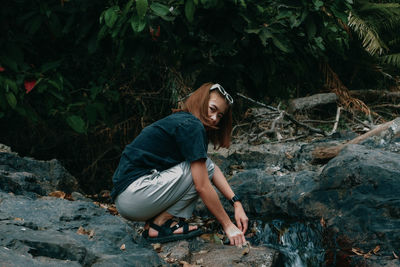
[224,222,246,247]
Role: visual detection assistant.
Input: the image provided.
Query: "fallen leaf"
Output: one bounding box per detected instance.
[195,258,203,265]
[64,193,74,201]
[393,251,399,259]
[107,205,118,215]
[100,190,111,198]
[77,226,94,238]
[165,257,177,263]
[285,152,293,159]
[77,226,86,234]
[14,217,24,221]
[212,233,223,244]
[200,233,212,241]
[320,217,326,228]
[152,243,162,252]
[49,191,66,199]
[88,230,95,238]
[0,66,5,72]
[372,245,380,255]
[200,233,223,244]
[242,246,250,255]
[120,244,126,250]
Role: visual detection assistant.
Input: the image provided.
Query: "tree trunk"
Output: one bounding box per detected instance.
[288,93,338,113]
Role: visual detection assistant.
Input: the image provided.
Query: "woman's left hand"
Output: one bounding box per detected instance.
[233,202,248,234]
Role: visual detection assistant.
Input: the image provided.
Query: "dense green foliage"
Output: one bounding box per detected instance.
[1,0,398,193]
[349,0,400,74]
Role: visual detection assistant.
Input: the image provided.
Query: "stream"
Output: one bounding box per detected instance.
[252,219,326,267]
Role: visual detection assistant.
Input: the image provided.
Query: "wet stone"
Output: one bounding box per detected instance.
[154,238,279,266]
[190,243,278,267]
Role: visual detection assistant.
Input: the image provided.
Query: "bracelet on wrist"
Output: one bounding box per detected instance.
[229,195,240,206]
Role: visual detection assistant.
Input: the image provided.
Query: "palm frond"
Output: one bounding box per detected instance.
[361,3,400,11]
[348,12,388,55]
[381,53,400,68]
[388,37,400,47]
[321,63,371,115]
[356,3,400,33]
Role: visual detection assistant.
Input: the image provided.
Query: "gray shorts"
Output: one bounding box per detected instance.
[115,158,214,221]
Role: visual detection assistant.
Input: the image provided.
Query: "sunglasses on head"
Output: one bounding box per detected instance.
[210,83,234,105]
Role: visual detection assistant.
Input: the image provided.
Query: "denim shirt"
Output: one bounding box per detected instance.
[111,112,208,200]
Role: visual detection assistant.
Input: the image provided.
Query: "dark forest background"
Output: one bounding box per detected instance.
[1,0,400,194]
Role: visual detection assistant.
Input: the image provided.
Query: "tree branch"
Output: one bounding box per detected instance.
[237,93,328,136]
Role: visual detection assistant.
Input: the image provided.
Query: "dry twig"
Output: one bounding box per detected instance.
[329,107,342,135]
[236,93,328,137]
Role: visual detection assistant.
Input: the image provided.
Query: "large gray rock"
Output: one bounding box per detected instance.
[224,144,400,265]
[0,192,161,266]
[0,152,80,196]
[0,150,161,266]
[305,144,400,253]
[223,170,318,218]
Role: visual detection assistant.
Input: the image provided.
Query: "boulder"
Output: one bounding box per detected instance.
[0,152,80,197]
[0,149,161,266]
[223,143,400,265]
[305,144,400,253]
[225,170,318,218]
[0,191,161,266]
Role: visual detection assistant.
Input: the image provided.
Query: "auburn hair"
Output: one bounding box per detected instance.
[173,82,232,148]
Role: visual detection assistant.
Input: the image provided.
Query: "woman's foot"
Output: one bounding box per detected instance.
[142,214,203,243]
[147,219,198,237]
[145,211,197,238]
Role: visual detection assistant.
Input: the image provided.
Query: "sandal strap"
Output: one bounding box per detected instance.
[169,221,181,232]
[163,219,175,228]
[148,222,163,233]
[180,219,189,234]
[144,218,202,242]
[149,219,176,237]
[169,219,190,234]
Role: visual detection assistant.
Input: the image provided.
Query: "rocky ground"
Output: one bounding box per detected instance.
[1,115,400,266]
[205,116,400,266]
[0,145,279,267]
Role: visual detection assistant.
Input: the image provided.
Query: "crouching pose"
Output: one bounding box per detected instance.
[111,83,248,246]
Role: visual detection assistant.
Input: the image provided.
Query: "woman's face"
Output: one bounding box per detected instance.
[208,91,229,127]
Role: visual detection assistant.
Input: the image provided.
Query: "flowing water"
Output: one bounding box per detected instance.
[252,219,326,267]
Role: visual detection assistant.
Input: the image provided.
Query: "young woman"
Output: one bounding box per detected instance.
[111,82,248,246]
